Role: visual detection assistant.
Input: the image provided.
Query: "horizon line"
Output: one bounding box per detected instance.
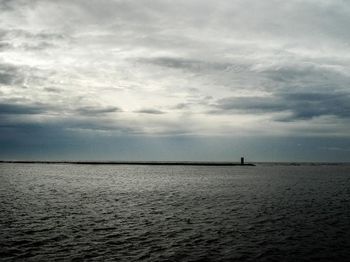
[1,160,350,166]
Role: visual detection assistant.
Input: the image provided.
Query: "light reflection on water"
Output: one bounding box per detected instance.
[1,163,350,261]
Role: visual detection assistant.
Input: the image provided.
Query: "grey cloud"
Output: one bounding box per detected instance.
[206,0,350,45]
[0,62,58,90]
[76,106,122,116]
[19,42,56,51]
[0,64,23,85]
[2,29,66,51]
[173,103,190,110]
[69,0,350,43]
[141,57,204,70]
[134,108,165,114]
[137,56,254,91]
[44,87,61,93]
[214,92,350,121]
[259,63,350,90]
[215,96,283,112]
[138,56,245,73]
[2,29,59,39]
[0,42,12,51]
[0,0,16,11]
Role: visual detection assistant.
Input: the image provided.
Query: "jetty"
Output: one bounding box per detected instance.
[0,158,255,166]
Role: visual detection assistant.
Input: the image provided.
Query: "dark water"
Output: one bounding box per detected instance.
[1,163,350,261]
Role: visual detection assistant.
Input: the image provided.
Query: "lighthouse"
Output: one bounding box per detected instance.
[241,157,244,165]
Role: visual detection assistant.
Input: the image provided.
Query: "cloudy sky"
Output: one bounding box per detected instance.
[1,0,350,161]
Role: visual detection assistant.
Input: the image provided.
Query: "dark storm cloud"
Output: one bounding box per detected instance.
[258,63,350,90]
[278,92,350,121]
[0,101,121,118]
[0,113,140,160]
[134,108,165,114]
[215,96,283,112]
[0,102,46,115]
[214,92,350,121]
[63,119,135,133]
[0,120,106,160]
[0,114,135,138]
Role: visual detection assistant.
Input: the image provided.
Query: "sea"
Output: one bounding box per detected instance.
[1,163,350,261]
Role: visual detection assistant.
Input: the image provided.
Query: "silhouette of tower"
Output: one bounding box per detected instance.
[241,157,244,165]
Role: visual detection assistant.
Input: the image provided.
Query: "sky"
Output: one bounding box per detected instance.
[1,0,350,162]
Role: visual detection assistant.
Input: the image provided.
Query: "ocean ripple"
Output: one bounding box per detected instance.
[1,163,350,261]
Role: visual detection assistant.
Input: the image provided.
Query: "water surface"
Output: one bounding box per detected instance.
[1,163,350,261]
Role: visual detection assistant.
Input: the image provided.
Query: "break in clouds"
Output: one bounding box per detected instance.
[1,0,350,160]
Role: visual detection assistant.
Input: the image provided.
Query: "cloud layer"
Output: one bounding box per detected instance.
[1,0,350,160]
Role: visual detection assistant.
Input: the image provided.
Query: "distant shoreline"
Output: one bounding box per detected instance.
[0,161,255,166]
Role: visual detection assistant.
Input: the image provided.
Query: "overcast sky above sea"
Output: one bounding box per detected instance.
[1,0,350,161]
